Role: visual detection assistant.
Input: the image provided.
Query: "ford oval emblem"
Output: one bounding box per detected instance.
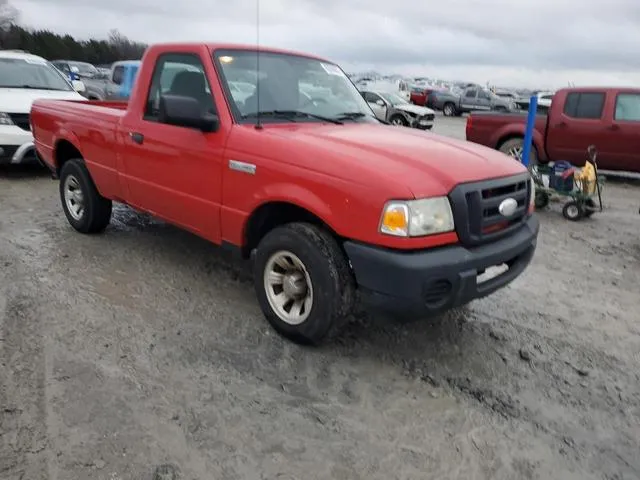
[498,198,518,217]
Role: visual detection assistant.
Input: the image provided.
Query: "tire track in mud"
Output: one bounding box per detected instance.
[0,254,52,480]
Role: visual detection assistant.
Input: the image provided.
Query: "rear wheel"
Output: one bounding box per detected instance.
[59,159,112,233]
[253,223,355,345]
[583,198,597,217]
[443,103,456,116]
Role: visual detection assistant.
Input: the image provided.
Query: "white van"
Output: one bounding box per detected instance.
[0,50,85,165]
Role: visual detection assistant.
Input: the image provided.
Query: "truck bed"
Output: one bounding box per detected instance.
[465,111,549,160]
[31,98,128,188]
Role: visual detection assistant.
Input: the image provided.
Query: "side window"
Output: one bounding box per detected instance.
[478,90,490,100]
[111,66,124,85]
[144,53,215,123]
[563,92,605,119]
[614,93,640,122]
[465,89,477,98]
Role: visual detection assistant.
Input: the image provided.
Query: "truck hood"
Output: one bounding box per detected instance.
[267,123,527,198]
[0,88,84,113]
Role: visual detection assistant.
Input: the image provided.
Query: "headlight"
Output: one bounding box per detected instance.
[379,197,454,237]
[0,113,15,126]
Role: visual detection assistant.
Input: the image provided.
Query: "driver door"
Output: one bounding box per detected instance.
[119,51,227,240]
[461,89,479,111]
[477,89,492,111]
[363,92,387,121]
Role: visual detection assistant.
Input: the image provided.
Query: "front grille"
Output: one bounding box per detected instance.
[8,113,30,131]
[448,172,531,247]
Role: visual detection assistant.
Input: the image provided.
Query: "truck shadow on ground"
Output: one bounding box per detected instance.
[104,203,550,422]
[38,201,640,476]
[0,162,50,179]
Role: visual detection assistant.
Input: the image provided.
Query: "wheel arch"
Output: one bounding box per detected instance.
[242,201,341,259]
[53,138,84,176]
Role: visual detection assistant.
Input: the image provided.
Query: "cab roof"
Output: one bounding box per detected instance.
[145,42,331,63]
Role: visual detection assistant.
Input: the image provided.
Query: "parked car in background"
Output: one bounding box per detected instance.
[428,87,515,117]
[51,60,98,82]
[465,87,640,172]
[362,90,435,129]
[427,90,459,114]
[0,50,84,165]
[514,91,555,113]
[82,60,141,101]
[410,86,437,106]
[30,42,539,344]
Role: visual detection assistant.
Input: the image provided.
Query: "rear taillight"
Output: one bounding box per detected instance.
[465,115,472,138]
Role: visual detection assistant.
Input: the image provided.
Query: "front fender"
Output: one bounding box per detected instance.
[250,182,335,227]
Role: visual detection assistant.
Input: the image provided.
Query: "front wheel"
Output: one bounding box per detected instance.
[59,159,112,233]
[562,201,584,221]
[390,115,408,127]
[253,223,355,345]
[534,191,550,209]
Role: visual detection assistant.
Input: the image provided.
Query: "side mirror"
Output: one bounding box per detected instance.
[72,80,86,93]
[158,94,219,132]
[376,99,385,107]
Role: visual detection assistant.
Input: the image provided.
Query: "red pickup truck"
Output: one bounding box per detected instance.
[31,42,539,344]
[466,87,640,172]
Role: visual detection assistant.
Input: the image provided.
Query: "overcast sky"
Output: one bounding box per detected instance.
[10,0,640,88]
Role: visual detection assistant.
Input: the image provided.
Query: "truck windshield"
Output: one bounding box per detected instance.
[214,50,378,124]
[0,58,73,91]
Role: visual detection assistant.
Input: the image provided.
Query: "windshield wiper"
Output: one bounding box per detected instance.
[334,112,366,119]
[242,110,343,125]
[335,112,388,124]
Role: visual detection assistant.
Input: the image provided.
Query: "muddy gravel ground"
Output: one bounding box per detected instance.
[2,119,640,480]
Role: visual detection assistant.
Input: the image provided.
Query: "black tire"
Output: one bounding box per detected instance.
[498,137,538,166]
[253,222,355,345]
[59,158,112,233]
[534,191,550,209]
[389,114,408,127]
[443,102,456,117]
[583,198,597,217]
[494,106,507,112]
[562,201,584,221]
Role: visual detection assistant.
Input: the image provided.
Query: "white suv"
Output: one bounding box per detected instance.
[0,50,85,165]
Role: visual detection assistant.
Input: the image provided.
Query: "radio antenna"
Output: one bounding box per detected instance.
[255,0,263,130]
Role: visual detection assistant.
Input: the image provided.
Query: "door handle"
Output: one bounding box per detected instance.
[129,132,144,145]
[608,124,620,131]
[556,121,567,128]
